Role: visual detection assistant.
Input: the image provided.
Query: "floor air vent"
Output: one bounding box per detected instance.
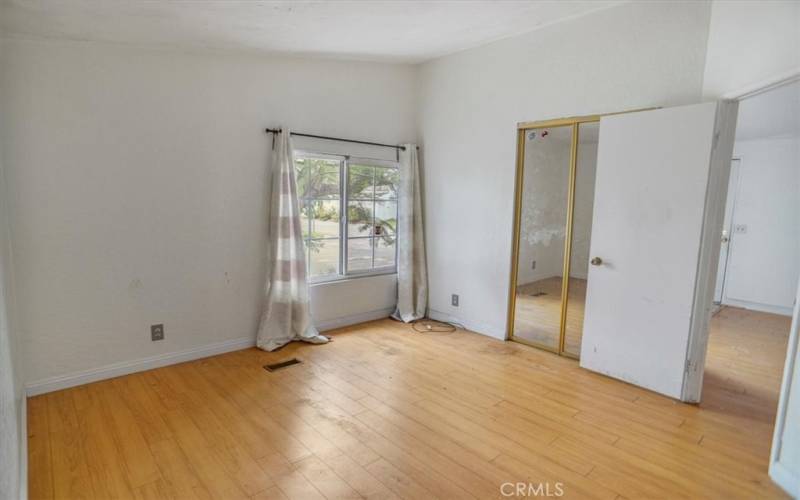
[264,358,301,372]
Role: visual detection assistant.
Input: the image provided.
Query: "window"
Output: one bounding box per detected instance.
[295,152,399,282]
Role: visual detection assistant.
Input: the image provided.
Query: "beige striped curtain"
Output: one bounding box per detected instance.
[257,130,329,351]
[392,144,428,322]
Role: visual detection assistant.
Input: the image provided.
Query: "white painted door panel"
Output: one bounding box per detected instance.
[580,102,725,400]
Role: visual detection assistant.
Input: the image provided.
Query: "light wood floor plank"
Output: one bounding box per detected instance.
[256,452,327,500]
[363,459,434,500]
[96,381,161,489]
[161,408,250,499]
[148,437,213,500]
[74,384,135,499]
[26,395,54,500]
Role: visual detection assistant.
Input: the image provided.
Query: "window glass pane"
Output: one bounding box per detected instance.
[295,155,401,280]
[309,200,339,239]
[348,165,374,199]
[295,158,316,199]
[375,167,399,200]
[296,158,339,199]
[347,238,373,271]
[299,200,310,239]
[315,161,340,199]
[347,201,373,237]
[374,238,396,268]
[308,238,339,279]
[374,201,397,239]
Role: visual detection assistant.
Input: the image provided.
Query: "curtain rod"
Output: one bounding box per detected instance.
[265,128,416,151]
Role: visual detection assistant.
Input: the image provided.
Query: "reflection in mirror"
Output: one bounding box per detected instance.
[563,121,599,357]
[513,125,572,350]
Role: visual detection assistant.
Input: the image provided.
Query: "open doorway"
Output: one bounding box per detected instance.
[713,81,800,316]
[703,79,799,459]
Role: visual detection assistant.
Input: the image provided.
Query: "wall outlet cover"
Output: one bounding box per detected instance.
[451,294,459,307]
[151,324,165,341]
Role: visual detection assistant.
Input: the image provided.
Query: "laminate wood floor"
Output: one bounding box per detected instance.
[28,307,791,499]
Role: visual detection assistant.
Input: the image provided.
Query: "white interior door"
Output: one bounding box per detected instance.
[714,158,741,303]
[580,102,738,401]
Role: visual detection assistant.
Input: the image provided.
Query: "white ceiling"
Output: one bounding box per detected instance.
[0,0,626,63]
[736,80,800,141]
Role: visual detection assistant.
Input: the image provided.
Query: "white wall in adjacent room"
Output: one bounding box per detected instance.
[0,38,416,386]
[723,136,800,315]
[417,1,711,337]
[718,80,800,315]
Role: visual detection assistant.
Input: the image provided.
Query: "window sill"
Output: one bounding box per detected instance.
[309,270,397,287]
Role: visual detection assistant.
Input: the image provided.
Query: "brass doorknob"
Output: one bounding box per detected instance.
[590,257,603,266]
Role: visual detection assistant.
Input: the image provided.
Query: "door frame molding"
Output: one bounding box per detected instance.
[681,100,740,402]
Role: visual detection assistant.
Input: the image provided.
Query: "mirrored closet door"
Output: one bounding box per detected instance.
[507,118,600,359]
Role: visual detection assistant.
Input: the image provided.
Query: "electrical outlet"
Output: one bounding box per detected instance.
[531,260,536,270]
[151,324,164,341]
[734,224,747,234]
[451,294,459,307]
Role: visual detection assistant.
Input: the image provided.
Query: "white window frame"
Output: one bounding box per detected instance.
[294,150,399,284]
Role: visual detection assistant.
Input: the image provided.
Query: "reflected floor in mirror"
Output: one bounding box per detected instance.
[513,277,585,355]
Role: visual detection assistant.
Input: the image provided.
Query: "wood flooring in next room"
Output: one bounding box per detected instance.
[28,307,790,499]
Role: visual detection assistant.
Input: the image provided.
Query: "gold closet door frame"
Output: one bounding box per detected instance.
[506,114,600,359]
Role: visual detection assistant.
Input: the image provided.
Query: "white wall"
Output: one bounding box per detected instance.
[722,136,800,315]
[418,1,711,337]
[0,136,24,498]
[0,38,416,387]
[703,0,800,99]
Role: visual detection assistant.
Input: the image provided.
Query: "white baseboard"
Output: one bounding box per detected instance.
[316,307,394,332]
[25,336,256,396]
[428,309,505,340]
[722,297,794,317]
[24,308,395,396]
[770,461,799,498]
